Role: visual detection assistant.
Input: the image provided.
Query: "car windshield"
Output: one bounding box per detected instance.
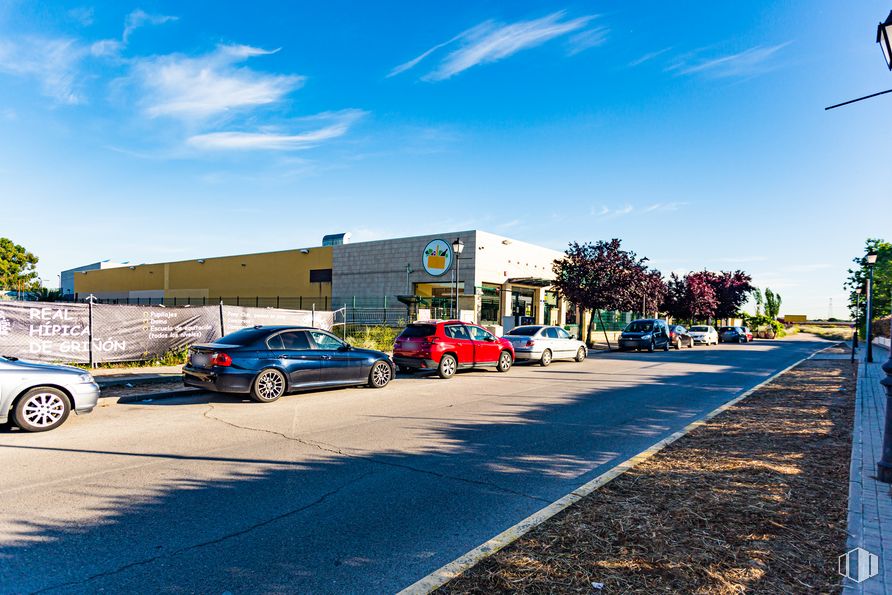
[507,326,540,336]
[399,324,436,338]
[625,321,654,332]
[690,326,709,332]
[217,328,271,346]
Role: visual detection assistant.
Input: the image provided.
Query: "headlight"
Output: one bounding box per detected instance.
[78,373,94,383]
[641,334,652,339]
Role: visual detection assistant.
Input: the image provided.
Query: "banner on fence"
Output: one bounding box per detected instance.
[0,300,334,364]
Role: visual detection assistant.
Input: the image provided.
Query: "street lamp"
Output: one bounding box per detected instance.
[867,251,878,363]
[452,237,464,319]
[878,10,892,70]
[854,286,862,349]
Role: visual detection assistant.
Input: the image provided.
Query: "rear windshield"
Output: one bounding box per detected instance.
[217,328,270,346]
[690,326,708,332]
[719,327,736,332]
[507,326,540,336]
[625,321,654,332]
[399,324,436,338]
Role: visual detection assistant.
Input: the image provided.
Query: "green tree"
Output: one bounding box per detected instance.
[764,288,782,320]
[752,287,763,315]
[846,239,891,322]
[0,238,39,292]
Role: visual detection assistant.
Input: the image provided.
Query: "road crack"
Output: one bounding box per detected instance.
[34,470,375,594]
[202,404,549,503]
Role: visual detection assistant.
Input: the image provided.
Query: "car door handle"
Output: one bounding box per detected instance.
[321,355,332,360]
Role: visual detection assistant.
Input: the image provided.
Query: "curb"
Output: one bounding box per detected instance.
[113,388,203,404]
[96,374,183,388]
[398,344,836,595]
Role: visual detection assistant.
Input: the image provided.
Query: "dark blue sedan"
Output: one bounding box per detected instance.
[183,326,394,402]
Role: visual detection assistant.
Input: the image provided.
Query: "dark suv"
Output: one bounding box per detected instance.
[619,319,671,352]
[392,320,515,379]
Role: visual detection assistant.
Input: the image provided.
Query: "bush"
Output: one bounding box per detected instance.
[742,314,784,339]
[346,325,400,352]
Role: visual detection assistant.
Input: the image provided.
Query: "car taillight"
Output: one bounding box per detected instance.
[670,331,676,339]
[424,336,440,345]
[526,340,535,347]
[211,352,232,367]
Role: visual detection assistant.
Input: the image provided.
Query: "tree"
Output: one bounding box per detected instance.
[764,288,782,320]
[641,269,668,317]
[699,270,754,320]
[752,287,763,315]
[0,238,39,292]
[552,239,652,348]
[663,272,718,322]
[846,239,891,322]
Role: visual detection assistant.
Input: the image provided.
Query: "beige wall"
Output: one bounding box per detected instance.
[74,247,333,299]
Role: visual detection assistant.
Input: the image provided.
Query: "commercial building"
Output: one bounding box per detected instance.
[67,230,571,331]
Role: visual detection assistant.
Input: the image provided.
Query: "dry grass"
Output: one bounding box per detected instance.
[794,325,855,342]
[439,357,856,594]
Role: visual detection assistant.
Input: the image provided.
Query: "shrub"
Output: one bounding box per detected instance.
[346,325,400,352]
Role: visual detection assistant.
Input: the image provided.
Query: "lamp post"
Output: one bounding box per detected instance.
[452,237,464,320]
[851,287,862,362]
[867,251,878,363]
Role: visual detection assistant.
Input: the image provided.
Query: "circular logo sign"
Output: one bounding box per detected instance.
[422,239,453,277]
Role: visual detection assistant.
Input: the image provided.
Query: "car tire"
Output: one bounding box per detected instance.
[497,351,513,372]
[575,347,586,362]
[647,339,655,353]
[368,361,392,388]
[689,338,694,348]
[540,349,552,367]
[438,354,457,379]
[398,365,414,374]
[663,340,670,352]
[13,387,71,432]
[675,338,681,350]
[250,368,287,403]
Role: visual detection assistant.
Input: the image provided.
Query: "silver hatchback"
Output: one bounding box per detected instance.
[0,356,100,432]
[501,325,587,366]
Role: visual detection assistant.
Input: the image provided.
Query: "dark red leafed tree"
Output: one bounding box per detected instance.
[699,270,754,321]
[552,239,652,348]
[663,272,719,322]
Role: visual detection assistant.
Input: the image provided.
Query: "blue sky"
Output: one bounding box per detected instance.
[2,1,891,318]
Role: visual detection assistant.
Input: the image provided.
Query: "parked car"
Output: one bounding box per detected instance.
[741,326,754,342]
[668,324,695,349]
[392,320,514,379]
[688,325,719,345]
[0,356,100,432]
[183,326,394,402]
[719,326,750,343]
[618,319,671,352]
[501,325,587,366]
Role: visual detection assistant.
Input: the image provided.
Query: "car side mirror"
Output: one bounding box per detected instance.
[485,336,496,342]
[338,344,352,351]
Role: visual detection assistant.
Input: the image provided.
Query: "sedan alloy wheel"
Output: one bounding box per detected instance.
[14,388,71,432]
[369,361,392,388]
[251,369,286,403]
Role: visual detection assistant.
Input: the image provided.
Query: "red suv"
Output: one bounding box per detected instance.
[393,321,515,379]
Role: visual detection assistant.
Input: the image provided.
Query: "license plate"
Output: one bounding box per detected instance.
[191,352,211,367]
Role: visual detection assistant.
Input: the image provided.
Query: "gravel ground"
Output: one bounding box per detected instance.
[439,356,856,594]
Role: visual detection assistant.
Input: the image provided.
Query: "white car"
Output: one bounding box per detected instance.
[501,325,587,366]
[688,325,719,346]
[0,356,100,432]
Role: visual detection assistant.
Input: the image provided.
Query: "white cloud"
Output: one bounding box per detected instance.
[567,26,608,56]
[91,9,178,58]
[671,42,791,78]
[642,202,687,213]
[0,36,87,103]
[629,47,672,67]
[131,44,305,120]
[391,11,598,81]
[187,110,366,151]
[123,9,178,43]
[591,204,634,218]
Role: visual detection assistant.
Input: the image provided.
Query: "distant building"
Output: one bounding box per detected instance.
[60,260,127,297]
[67,230,582,331]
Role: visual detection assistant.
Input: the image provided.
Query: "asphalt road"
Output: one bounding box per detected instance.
[0,336,829,594]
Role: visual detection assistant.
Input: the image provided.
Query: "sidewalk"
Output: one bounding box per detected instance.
[90,365,183,387]
[845,343,892,593]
